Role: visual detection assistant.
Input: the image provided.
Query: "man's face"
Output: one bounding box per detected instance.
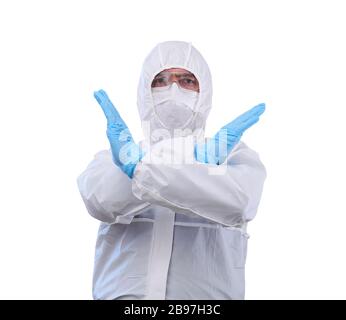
[151,68,200,92]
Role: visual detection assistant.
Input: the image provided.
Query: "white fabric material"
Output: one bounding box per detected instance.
[77,41,266,300]
[132,139,266,225]
[77,150,151,224]
[145,209,175,299]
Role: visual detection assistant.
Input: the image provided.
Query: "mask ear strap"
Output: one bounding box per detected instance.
[184,42,192,67]
[158,43,164,67]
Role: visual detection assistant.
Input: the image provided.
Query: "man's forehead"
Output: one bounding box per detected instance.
[161,68,193,74]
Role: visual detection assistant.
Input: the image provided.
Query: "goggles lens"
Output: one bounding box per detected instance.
[151,70,199,92]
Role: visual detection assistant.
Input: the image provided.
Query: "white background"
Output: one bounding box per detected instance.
[0,0,345,299]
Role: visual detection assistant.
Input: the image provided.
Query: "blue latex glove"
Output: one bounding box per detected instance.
[195,103,265,165]
[94,89,143,178]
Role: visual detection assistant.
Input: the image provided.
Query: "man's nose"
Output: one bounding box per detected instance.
[169,73,180,83]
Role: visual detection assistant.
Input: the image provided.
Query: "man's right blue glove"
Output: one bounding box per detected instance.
[195,103,265,165]
[94,89,144,178]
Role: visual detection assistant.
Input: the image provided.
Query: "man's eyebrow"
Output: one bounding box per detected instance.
[176,72,196,78]
[154,72,196,78]
[154,72,167,78]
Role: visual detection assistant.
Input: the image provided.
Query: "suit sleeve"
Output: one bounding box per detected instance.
[77,150,150,224]
[131,138,266,226]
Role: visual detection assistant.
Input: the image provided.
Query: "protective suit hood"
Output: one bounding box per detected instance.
[137,41,213,144]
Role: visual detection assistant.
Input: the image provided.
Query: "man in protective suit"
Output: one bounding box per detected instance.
[77,41,266,300]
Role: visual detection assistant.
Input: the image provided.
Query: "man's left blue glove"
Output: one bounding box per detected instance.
[195,103,265,165]
[94,89,143,179]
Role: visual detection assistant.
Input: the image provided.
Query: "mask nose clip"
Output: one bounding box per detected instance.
[169,82,180,98]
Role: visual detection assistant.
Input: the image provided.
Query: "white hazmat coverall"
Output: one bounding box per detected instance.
[77,41,266,300]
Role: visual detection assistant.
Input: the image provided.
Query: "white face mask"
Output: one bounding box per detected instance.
[151,83,199,130]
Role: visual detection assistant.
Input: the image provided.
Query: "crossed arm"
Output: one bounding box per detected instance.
[77,90,266,226]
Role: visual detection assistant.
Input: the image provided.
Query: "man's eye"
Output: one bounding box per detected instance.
[183,78,195,84]
[152,78,166,86]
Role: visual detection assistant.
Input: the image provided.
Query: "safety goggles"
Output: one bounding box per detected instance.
[151,70,199,92]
